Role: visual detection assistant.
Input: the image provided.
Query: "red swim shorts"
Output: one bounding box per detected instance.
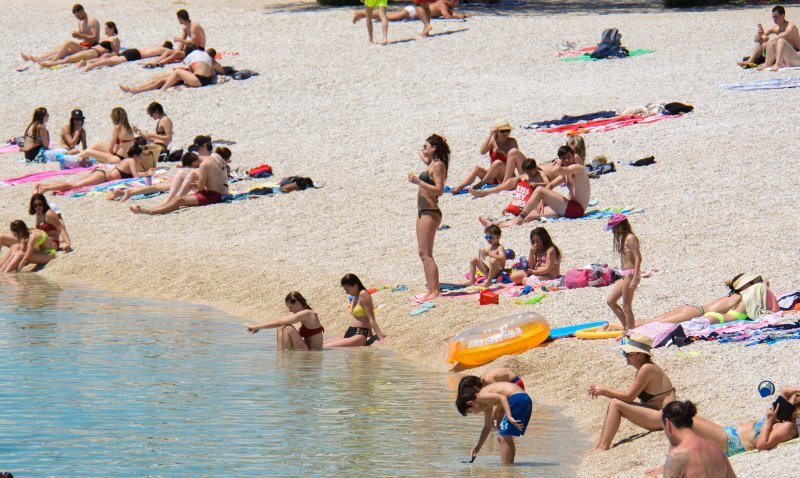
[511,376,526,390]
[563,199,585,219]
[195,189,222,206]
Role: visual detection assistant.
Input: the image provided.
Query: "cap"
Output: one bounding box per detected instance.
[71,109,85,121]
[604,213,628,232]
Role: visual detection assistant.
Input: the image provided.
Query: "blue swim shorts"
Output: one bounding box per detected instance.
[499,392,532,437]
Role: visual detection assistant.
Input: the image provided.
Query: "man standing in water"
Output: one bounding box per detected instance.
[20,4,100,63]
[645,401,736,478]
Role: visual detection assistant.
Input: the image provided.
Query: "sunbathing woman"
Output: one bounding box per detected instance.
[510,227,561,285]
[29,194,71,251]
[324,274,386,347]
[76,107,135,164]
[36,22,120,68]
[35,144,153,194]
[353,0,472,23]
[689,386,800,457]
[587,334,676,451]
[79,41,174,72]
[21,107,50,162]
[451,120,525,194]
[245,291,324,351]
[120,47,223,95]
[604,273,780,331]
[107,152,201,202]
[0,221,57,273]
[134,102,173,155]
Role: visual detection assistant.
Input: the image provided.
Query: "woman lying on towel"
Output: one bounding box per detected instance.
[34,144,153,194]
[79,41,174,72]
[603,273,779,331]
[450,119,526,194]
[36,22,120,68]
[588,334,677,451]
[0,220,57,273]
[120,47,225,95]
[324,274,386,347]
[689,386,800,457]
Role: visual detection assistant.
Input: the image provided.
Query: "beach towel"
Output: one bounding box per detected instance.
[536,114,678,134]
[725,77,800,91]
[54,169,169,197]
[523,111,617,130]
[560,49,654,62]
[557,46,595,57]
[541,205,643,222]
[1,166,99,186]
[0,139,57,155]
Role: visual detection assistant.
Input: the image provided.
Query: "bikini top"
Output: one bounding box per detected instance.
[351,300,367,319]
[25,125,42,144]
[419,170,435,186]
[99,40,113,51]
[489,148,508,163]
[37,217,57,233]
[155,118,166,136]
[34,231,48,249]
[638,387,675,403]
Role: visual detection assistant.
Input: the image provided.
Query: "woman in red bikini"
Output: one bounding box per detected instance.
[245,292,324,351]
[451,119,526,194]
[78,107,135,164]
[29,194,71,252]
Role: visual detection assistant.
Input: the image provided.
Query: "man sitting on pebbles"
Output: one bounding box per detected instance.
[20,4,100,64]
[738,6,800,69]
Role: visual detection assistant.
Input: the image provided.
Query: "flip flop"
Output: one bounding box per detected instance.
[437,224,451,231]
[391,285,409,292]
[15,65,29,72]
[410,301,435,316]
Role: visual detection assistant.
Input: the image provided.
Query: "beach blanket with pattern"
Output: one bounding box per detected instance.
[54,170,170,197]
[523,111,617,130]
[559,49,654,62]
[534,114,679,134]
[724,77,800,91]
[1,166,98,186]
[541,205,643,223]
[688,311,800,346]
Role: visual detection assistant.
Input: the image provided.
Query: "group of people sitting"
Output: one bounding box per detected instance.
[738,5,800,70]
[19,4,231,94]
[0,195,71,272]
[245,274,386,350]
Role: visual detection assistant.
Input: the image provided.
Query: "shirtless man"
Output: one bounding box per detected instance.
[352,0,472,23]
[738,6,800,69]
[142,10,207,68]
[21,4,100,63]
[645,401,736,478]
[480,145,589,228]
[130,144,229,215]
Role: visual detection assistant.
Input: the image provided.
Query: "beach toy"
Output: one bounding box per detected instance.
[548,321,609,341]
[367,285,389,294]
[521,285,532,295]
[519,257,528,270]
[447,312,550,366]
[575,326,623,340]
[479,290,499,305]
[759,380,775,398]
[505,249,516,261]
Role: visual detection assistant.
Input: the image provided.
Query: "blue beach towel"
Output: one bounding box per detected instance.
[725,77,800,91]
[541,206,643,223]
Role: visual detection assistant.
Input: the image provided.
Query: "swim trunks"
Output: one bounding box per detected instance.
[80,41,99,49]
[404,5,417,19]
[121,48,142,62]
[364,0,388,6]
[511,376,526,391]
[195,189,222,206]
[196,74,214,87]
[563,199,585,219]
[498,392,532,437]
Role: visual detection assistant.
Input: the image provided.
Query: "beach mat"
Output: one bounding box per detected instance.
[541,206,643,223]
[0,139,57,155]
[1,166,98,186]
[725,77,800,91]
[535,114,678,134]
[523,111,617,130]
[559,49,654,62]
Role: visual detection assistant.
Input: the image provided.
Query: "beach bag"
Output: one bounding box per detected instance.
[140,144,161,170]
[165,148,184,163]
[564,268,591,289]
[504,181,534,216]
[249,164,273,178]
[590,28,628,59]
[631,322,687,348]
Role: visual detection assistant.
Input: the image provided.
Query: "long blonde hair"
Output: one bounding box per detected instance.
[110,107,133,136]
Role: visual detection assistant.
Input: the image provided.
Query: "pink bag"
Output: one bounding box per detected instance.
[564,268,591,289]
[631,322,685,348]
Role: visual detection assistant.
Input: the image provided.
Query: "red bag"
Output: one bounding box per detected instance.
[479,290,499,305]
[504,181,534,216]
[249,164,273,178]
[564,268,591,289]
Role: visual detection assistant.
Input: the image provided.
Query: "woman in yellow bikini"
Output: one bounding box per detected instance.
[0,220,57,273]
[325,274,386,347]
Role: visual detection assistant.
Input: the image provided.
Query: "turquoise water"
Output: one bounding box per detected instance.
[0,275,586,477]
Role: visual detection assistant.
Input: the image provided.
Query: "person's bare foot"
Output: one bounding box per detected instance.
[450,186,463,195]
[381,37,387,45]
[20,52,31,62]
[479,216,494,227]
[736,60,749,66]
[119,84,131,93]
[756,64,768,71]
[352,11,363,23]
[770,64,780,71]
[129,205,147,214]
[119,190,134,202]
[424,292,441,301]
[75,60,86,68]
[421,25,432,37]
[105,189,125,201]
[33,183,42,194]
[468,187,488,198]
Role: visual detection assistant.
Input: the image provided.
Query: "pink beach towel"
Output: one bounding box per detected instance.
[1,166,96,186]
[536,114,679,134]
[0,140,57,155]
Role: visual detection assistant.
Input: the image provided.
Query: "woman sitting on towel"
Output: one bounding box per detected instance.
[37,22,120,68]
[588,334,677,451]
[21,107,50,162]
[245,291,325,351]
[325,274,386,347]
[510,227,562,285]
[688,386,800,457]
[0,220,57,273]
[604,273,780,331]
[77,107,136,164]
[59,109,87,154]
[451,119,526,194]
[134,102,173,155]
[34,144,153,194]
[120,47,224,95]
[79,42,174,72]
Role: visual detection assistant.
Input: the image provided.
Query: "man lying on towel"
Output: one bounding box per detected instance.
[481,145,589,228]
[130,150,228,215]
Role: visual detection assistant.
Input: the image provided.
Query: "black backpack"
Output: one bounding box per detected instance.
[590,28,629,59]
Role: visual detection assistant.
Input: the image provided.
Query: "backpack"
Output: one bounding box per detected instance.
[590,28,629,59]
[165,148,184,163]
[249,164,273,178]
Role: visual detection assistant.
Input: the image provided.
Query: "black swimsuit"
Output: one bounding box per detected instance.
[99,40,113,52]
[417,169,442,218]
[121,48,142,62]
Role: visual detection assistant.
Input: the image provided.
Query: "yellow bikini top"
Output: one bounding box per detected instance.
[351,300,367,319]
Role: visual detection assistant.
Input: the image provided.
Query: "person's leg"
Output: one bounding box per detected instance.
[116,184,169,202]
[452,165,488,193]
[690,416,729,452]
[510,270,527,285]
[607,280,626,330]
[503,148,526,181]
[738,41,766,65]
[486,257,503,283]
[594,400,662,450]
[415,3,432,37]
[324,334,368,347]
[469,257,489,285]
[131,195,200,215]
[38,49,97,67]
[378,6,388,44]
[2,246,25,273]
[79,148,121,164]
[621,275,637,330]
[0,234,15,249]
[282,326,309,351]
[365,6,375,43]
[84,55,126,72]
[498,435,516,465]
[159,70,192,92]
[417,212,442,298]
[385,8,411,21]
[759,37,779,69]
[352,9,367,22]
[121,74,170,94]
[0,244,19,271]
[175,171,200,197]
[276,326,286,350]
[499,188,565,227]
[25,251,56,266]
[28,40,83,62]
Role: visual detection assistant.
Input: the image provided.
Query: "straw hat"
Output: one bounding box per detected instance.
[732,273,761,291]
[492,119,513,131]
[620,334,652,356]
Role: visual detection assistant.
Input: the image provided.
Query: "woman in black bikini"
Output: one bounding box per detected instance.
[35,144,153,194]
[37,22,120,68]
[78,107,135,164]
[587,334,677,451]
[79,41,174,72]
[134,102,173,155]
[245,291,324,351]
[408,134,449,301]
[21,107,50,162]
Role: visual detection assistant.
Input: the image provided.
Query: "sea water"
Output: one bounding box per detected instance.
[0,275,587,477]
